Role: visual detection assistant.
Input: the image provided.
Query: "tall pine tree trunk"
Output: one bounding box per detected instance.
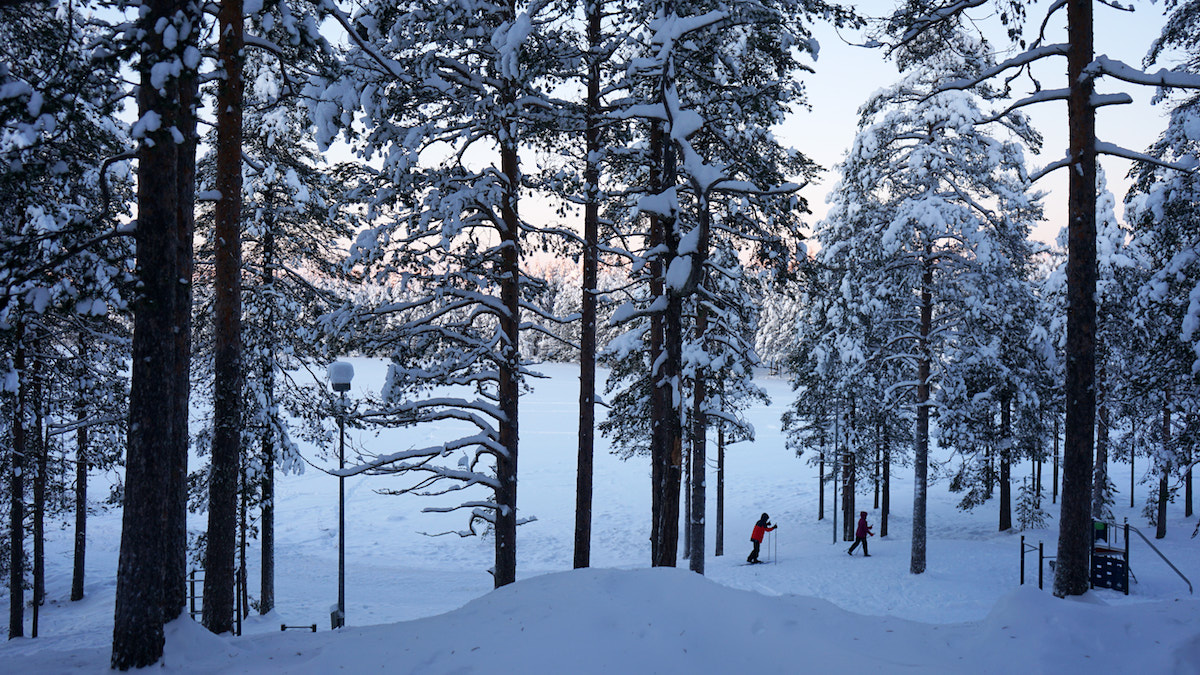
[1157,399,1170,539]
[115,25,179,670]
[819,415,827,521]
[1185,415,1193,518]
[493,72,522,586]
[683,441,691,558]
[259,227,277,614]
[999,396,1012,532]
[1130,416,1136,509]
[911,259,932,575]
[165,34,198,626]
[9,322,25,639]
[1054,0,1099,599]
[648,124,665,565]
[715,421,724,556]
[239,459,248,620]
[72,334,88,602]
[260,429,275,614]
[688,202,710,574]
[874,424,881,510]
[882,436,890,538]
[573,0,602,571]
[204,0,245,632]
[32,349,45,637]
[1053,415,1060,505]
[658,287,683,567]
[1186,456,1193,518]
[649,116,682,568]
[1036,437,1044,510]
[112,0,197,664]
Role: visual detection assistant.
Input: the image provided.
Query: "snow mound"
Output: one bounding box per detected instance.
[20,568,1179,674]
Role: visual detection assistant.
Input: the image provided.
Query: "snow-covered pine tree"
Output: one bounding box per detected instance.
[1,0,134,640]
[97,0,204,663]
[684,241,769,562]
[886,0,1200,599]
[815,25,1040,573]
[1015,475,1050,531]
[308,0,578,588]
[58,315,130,603]
[200,0,249,636]
[198,0,339,620]
[1124,0,1200,537]
[1090,169,1140,523]
[783,260,910,540]
[754,274,803,374]
[191,71,359,619]
[939,211,1046,532]
[601,0,848,570]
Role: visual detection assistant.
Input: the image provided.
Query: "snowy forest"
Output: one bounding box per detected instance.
[3,0,1200,670]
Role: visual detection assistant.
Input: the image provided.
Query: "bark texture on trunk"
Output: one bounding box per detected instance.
[204,0,245,634]
[648,119,682,568]
[72,339,88,603]
[715,423,725,556]
[1054,0,1098,599]
[112,0,197,665]
[688,203,710,574]
[493,80,521,586]
[911,260,932,575]
[882,441,890,538]
[573,0,602,571]
[32,352,45,637]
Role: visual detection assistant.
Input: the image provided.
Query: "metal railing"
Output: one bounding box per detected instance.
[187,566,249,636]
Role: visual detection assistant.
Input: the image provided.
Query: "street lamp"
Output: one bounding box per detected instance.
[327,361,354,629]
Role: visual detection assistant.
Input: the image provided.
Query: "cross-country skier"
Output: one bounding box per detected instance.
[848,511,873,557]
[747,513,776,563]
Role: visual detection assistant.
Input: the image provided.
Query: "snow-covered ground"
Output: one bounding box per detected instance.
[3,360,1199,673]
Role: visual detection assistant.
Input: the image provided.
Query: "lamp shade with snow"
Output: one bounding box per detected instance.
[328,361,355,392]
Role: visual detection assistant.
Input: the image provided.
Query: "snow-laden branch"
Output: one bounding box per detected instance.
[1030,0,1067,51]
[320,0,408,81]
[648,10,729,64]
[1086,55,1200,90]
[242,34,320,80]
[366,396,505,426]
[98,150,136,222]
[977,89,1069,125]
[47,414,125,436]
[1096,141,1198,174]
[1030,155,1072,183]
[337,433,503,484]
[897,0,990,45]
[1092,92,1133,108]
[941,44,1070,93]
[1096,0,1135,12]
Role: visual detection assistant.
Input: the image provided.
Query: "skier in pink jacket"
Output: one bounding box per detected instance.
[848,511,873,557]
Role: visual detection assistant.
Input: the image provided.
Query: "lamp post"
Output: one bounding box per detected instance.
[327,361,354,629]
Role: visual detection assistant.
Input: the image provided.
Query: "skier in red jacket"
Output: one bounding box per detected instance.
[747,513,776,563]
[848,511,873,557]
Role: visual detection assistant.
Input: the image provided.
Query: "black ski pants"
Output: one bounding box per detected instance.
[848,536,868,556]
[748,538,762,562]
